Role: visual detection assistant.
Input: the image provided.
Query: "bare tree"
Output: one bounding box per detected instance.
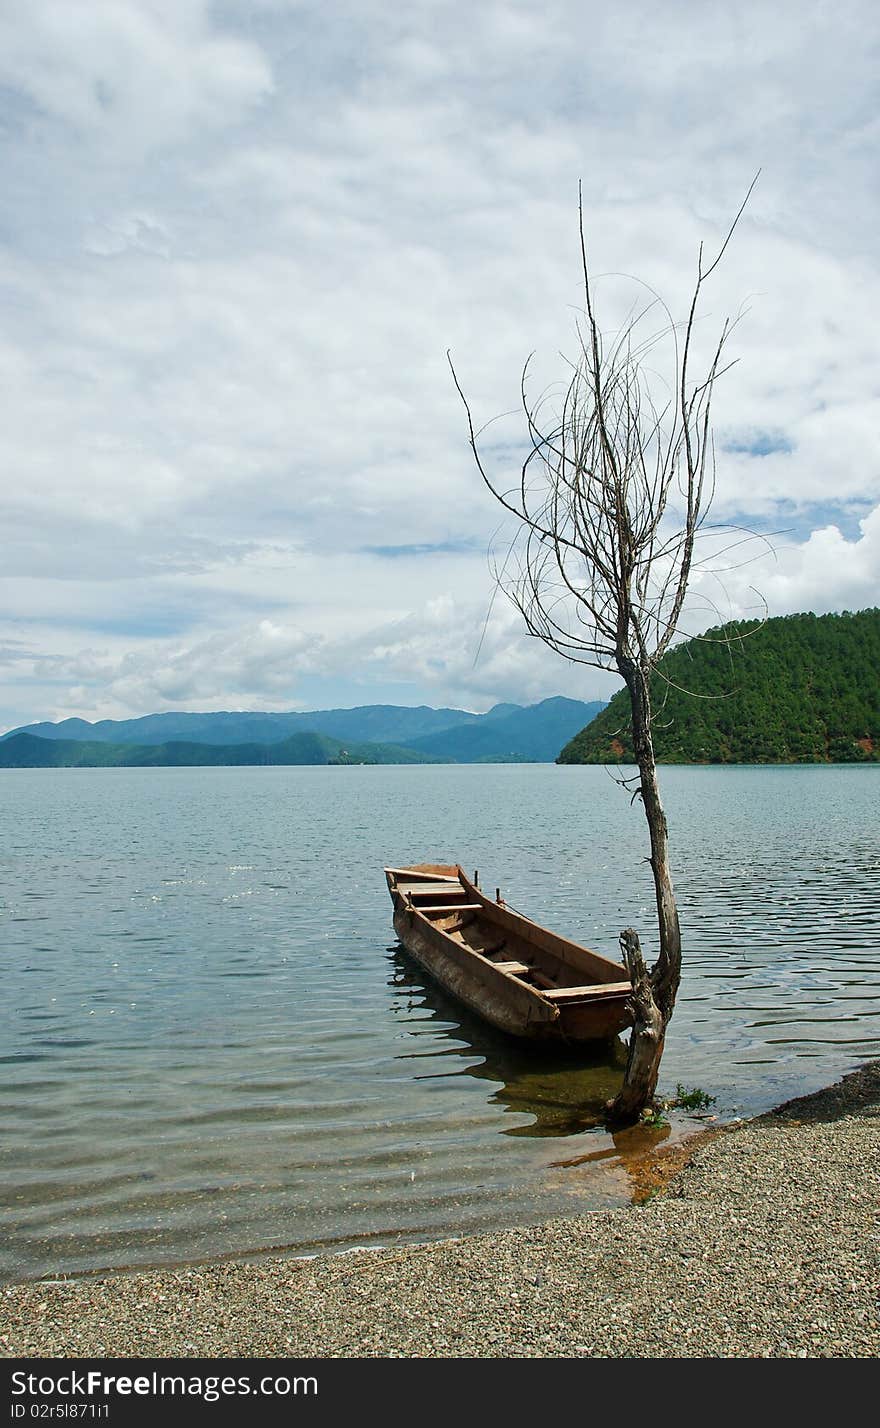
[450,181,756,1124]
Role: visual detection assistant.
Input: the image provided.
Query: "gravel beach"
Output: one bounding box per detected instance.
[2,1062,878,1360]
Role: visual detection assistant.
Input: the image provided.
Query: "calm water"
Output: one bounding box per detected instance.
[1,763,878,1282]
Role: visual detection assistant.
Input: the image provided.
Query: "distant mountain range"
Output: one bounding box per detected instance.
[558,609,880,764]
[3,704,496,748]
[0,730,434,768]
[0,697,606,768]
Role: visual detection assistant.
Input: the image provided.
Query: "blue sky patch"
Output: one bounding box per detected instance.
[722,431,794,458]
[363,539,481,559]
[716,499,872,545]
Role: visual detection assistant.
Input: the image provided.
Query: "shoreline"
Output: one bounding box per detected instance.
[2,1061,878,1359]
[0,1105,725,1295]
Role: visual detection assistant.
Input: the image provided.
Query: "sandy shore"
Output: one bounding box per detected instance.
[2,1062,878,1359]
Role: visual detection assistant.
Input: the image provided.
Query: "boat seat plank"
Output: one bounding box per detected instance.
[543,981,632,1002]
[491,960,530,976]
[418,903,482,913]
[529,969,556,989]
[482,939,507,957]
[397,882,464,897]
[386,867,459,882]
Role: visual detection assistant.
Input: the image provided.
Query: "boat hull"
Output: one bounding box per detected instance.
[386,864,633,1045]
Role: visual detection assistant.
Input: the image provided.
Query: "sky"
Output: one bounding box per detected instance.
[1,0,878,732]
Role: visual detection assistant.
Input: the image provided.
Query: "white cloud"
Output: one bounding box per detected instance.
[677,504,879,634]
[0,1,272,154]
[0,1,877,727]
[726,506,880,618]
[79,618,321,711]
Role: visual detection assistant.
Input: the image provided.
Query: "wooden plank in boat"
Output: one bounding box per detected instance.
[396,880,462,893]
[418,903,482,913]
[543,981,632,1002]
[491,960,530,976]
[529,968,556,989]
[386,867,459,882]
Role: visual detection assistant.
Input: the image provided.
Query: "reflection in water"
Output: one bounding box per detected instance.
[389,950,629,1137]
[547,1119,672,1170]
[388,953,731,1210]
[389,950,721,1204]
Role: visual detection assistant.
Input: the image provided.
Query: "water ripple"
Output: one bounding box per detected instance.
[1,763,878,1281]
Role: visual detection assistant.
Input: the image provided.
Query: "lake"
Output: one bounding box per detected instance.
[1,763,878,1282]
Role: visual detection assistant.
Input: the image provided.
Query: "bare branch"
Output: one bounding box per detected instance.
[452,183,760,1123]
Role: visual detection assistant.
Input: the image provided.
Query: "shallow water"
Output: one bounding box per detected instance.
[1,763,878,1281]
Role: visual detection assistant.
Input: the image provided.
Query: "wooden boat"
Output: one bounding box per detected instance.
[385,863,633,1044]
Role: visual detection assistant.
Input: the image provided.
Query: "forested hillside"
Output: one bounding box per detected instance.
[0,731,438,768]
[402,697,604,762]
[558,610,880,764]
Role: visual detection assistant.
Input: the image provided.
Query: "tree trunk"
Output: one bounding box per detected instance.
[609,929,666,1121]
[607,660,683,1125]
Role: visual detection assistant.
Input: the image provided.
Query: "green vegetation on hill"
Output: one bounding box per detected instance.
[0,731,439,769]
[557,610,880,765]
[403,697,605,762]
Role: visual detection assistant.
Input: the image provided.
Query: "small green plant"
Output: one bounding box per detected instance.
[672,1083,716,1111]
[639,1105,670,1127]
